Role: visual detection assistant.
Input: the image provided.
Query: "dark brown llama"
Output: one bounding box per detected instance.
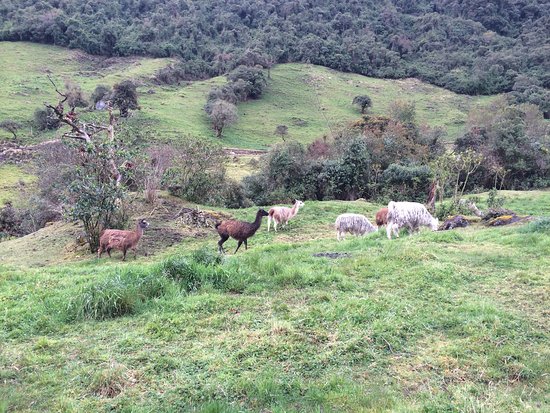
[215,209,269,254]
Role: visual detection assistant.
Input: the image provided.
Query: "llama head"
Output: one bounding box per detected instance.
[430,217,439,231]
[258,209,269,217]
[294,200,305,209]
[139,218,150,229]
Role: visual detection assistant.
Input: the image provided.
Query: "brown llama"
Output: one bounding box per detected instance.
[267,200,305,232]
[215,209,269,254]
[375,207,388,227]
[97,218,149,261]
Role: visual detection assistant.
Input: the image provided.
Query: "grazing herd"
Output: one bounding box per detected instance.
[99,199,441,259]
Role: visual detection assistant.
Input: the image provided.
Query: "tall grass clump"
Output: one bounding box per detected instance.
[158,253,230,292]
[67,269,168,321]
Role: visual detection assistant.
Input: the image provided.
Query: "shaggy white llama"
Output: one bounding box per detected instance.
[386,201,439,240]
[335,213,377,240]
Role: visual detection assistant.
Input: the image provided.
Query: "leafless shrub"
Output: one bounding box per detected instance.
[143,145,174,204]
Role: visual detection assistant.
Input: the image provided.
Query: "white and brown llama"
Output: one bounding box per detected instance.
[267,200,305,232]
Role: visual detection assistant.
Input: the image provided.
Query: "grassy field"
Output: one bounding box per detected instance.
[0,42,495,148]
[0,164,36,207]
[1,191,549,412]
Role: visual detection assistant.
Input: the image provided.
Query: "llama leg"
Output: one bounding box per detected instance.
[386,225,392,240]
[133,248,137,259]
[394,225,400,238]
[234,240,243,254]
[97,246,103,258]
[122,248,127,261]
[274,220,278,232]
[267,216,271,232]
[244,239,248,250]
[336,230,340,241]
[218,235,229,254]
[107,248,112,258]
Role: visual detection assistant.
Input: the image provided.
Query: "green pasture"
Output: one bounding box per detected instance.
[0,42,495,148]
[1,191,549,412]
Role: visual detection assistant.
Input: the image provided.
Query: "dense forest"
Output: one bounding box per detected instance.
[1,1,548,112]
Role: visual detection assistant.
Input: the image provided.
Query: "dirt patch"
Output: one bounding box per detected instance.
[290,117,308,127]
[313,252,352,259]
[224,148,266,156]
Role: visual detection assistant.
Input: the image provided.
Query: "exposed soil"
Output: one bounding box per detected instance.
[312,252,352,259]
[224,148,267,156]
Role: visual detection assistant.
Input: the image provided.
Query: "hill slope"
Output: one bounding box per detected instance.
[1,0,547,102]
[0,42,496,148]
[0,191,549,412]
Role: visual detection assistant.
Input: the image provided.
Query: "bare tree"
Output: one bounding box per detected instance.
[208,99,238,138]
[44,76,133,251]
[45,76,123,186]
[0,120,20,140]
[143,145,174,204]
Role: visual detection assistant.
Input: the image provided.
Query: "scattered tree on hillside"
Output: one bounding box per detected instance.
[112,80,139,117]
[226,66,267,100]
[352,95,372,114]
[208,100,238,138]
[274,125,288,142]
[0,120,20,139]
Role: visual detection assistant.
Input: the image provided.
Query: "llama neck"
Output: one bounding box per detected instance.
[253,212,265,228]
[289,202,300,218]
[135,222,144,239]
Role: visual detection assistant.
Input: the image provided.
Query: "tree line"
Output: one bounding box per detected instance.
[1,0,548,114]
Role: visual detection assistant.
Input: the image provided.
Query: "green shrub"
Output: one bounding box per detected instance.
[435,202,458,220]
[487,188,506,208]
[520,218,550,233]
[33,107,60,130]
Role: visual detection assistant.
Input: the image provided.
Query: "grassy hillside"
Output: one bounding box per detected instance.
[1,191,549,412]
[0,164,36,206]
[0,42,495,148]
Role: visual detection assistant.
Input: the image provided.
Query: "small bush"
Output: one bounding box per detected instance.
[33,107,60,130]
[487,188,506,209]
[520,218,550,233]
[435,202,458,220]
